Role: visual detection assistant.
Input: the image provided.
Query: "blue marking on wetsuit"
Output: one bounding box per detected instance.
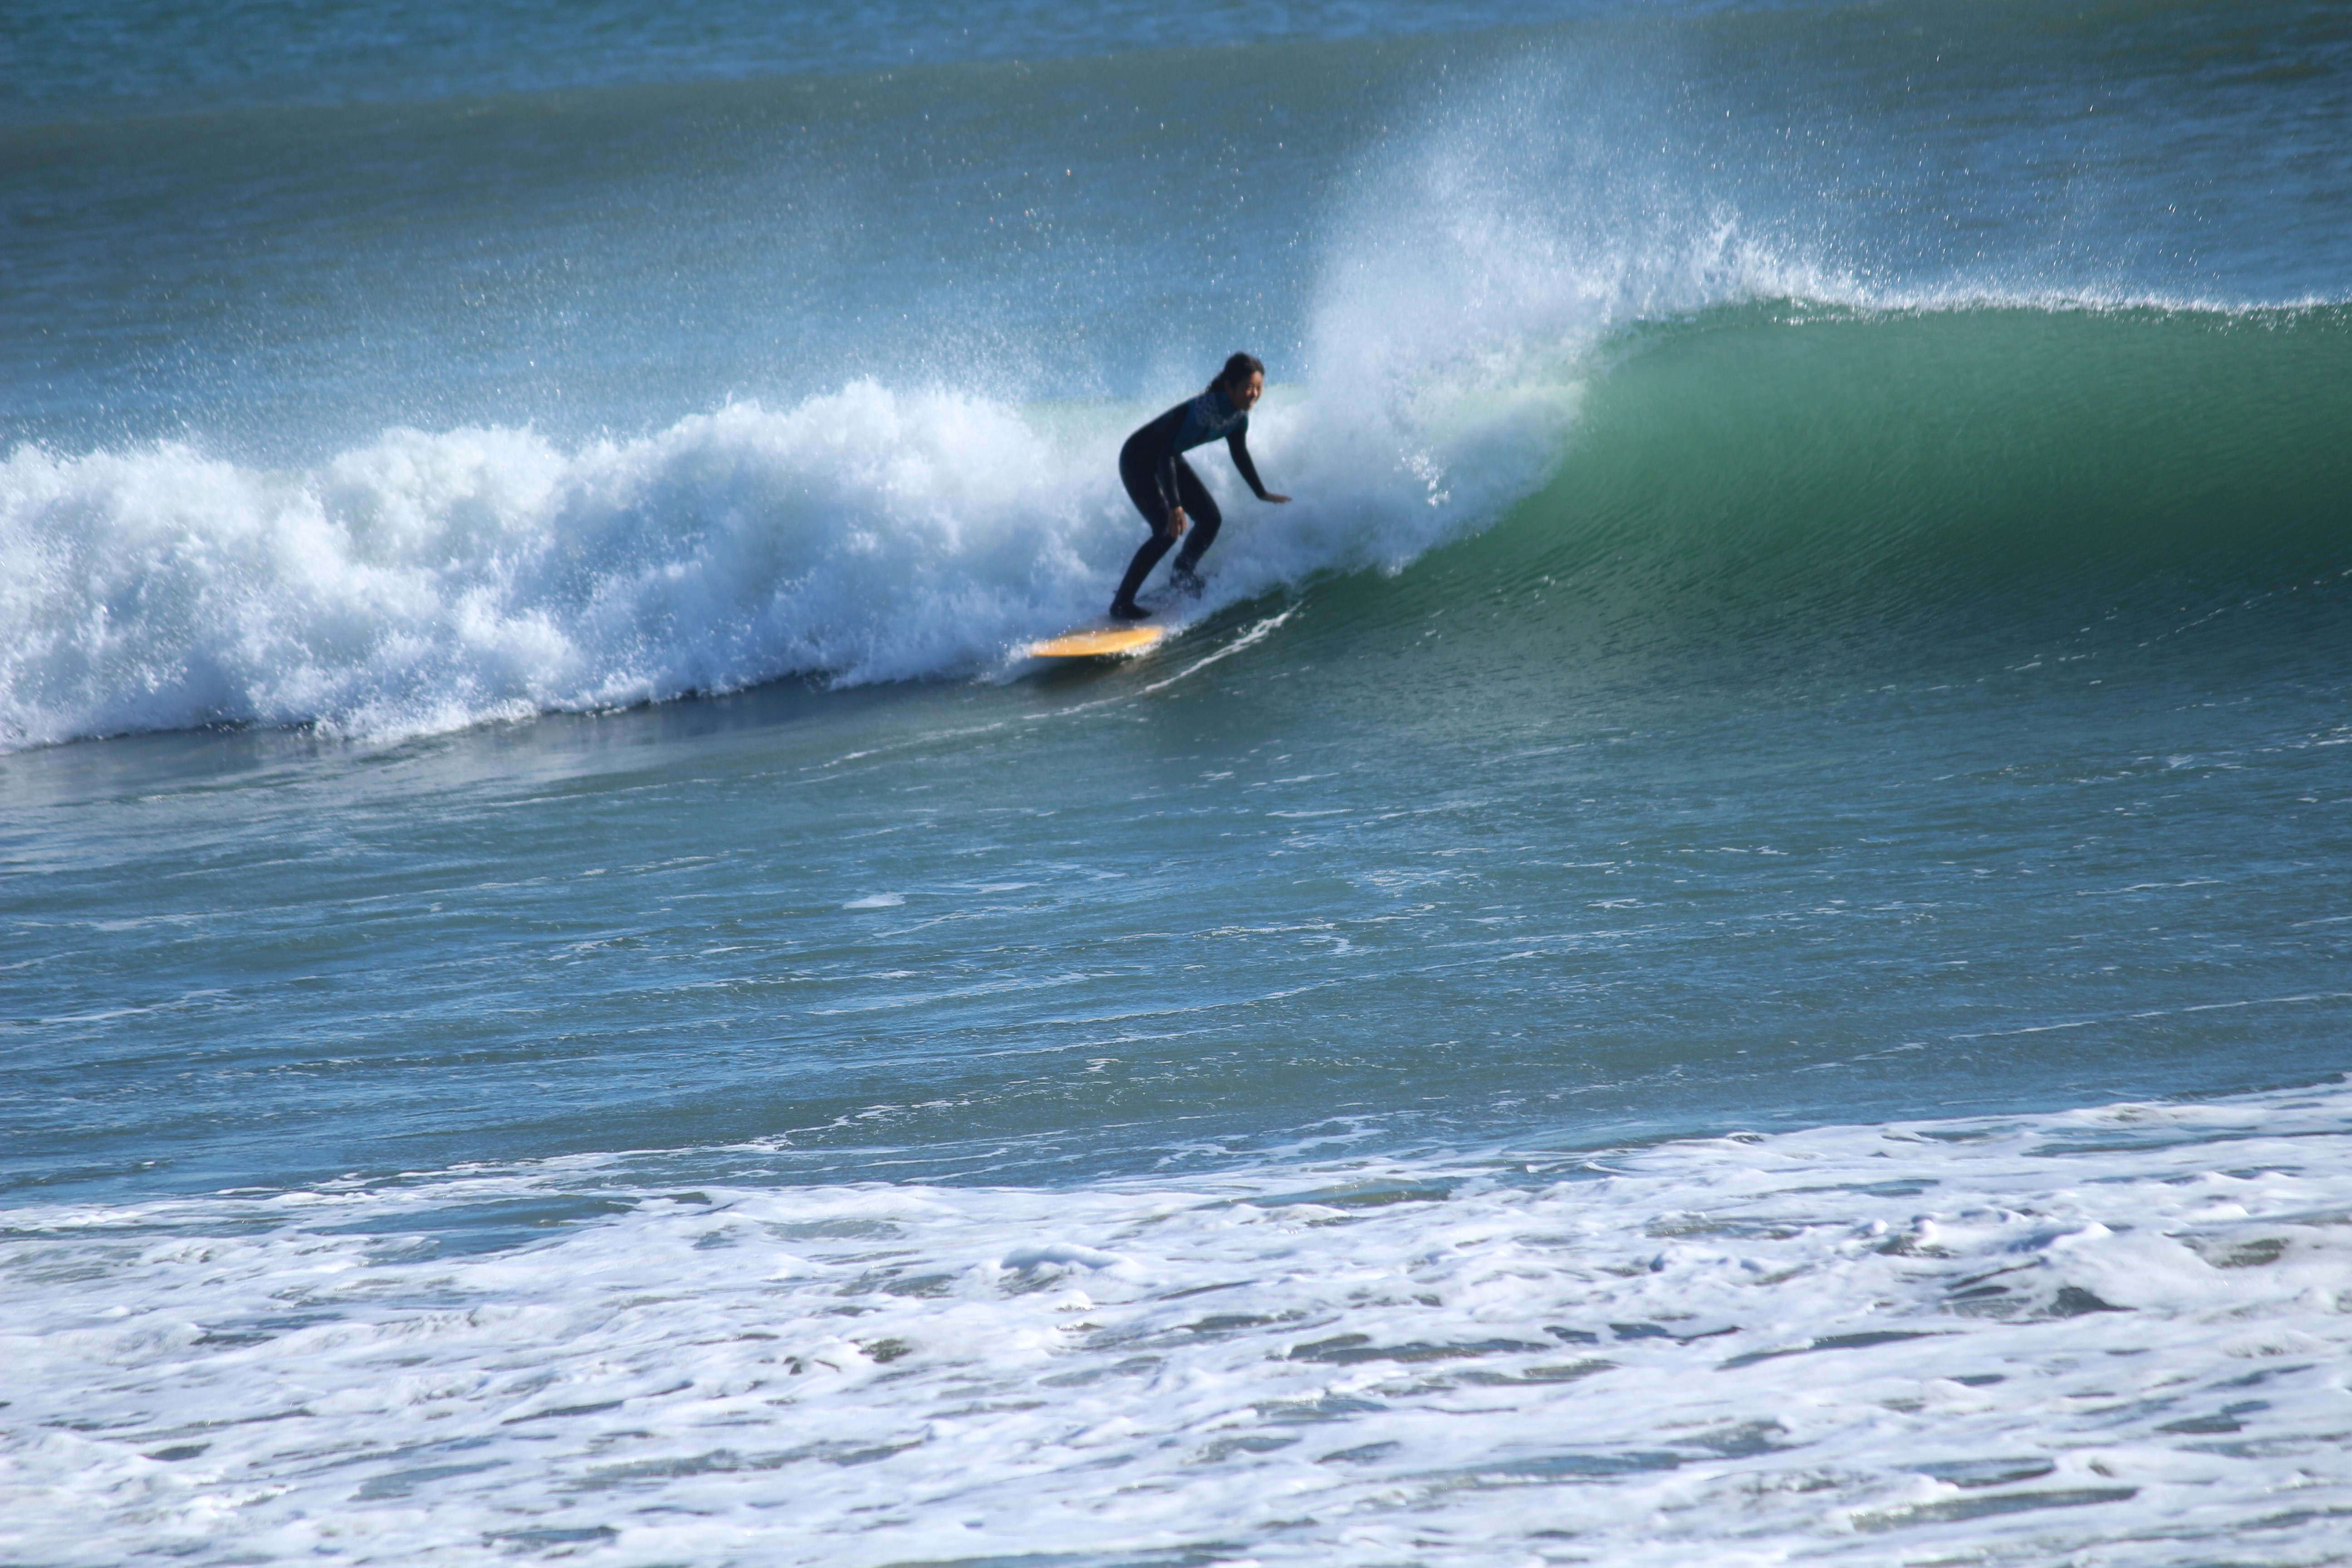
[1170,387,1247,454]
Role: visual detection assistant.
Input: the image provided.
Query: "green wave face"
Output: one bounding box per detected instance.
[1334,303,2352,694]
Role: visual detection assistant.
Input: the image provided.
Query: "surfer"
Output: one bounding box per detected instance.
[1109,353,1291,620]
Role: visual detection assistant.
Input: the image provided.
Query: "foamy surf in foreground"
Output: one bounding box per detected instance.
[8,1080,2349,1567]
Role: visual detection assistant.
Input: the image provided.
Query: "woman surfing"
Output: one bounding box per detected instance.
[1109,353,1291,620]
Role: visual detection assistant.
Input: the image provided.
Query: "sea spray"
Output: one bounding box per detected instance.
[0,86,1831,755]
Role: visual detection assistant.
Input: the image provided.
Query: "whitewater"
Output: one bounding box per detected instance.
[1,83,1798,752]
[9,1085,2352,1566]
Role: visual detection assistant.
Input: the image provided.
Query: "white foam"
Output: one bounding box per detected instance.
[0,342,1583,752]
[6,1081,2351,1565]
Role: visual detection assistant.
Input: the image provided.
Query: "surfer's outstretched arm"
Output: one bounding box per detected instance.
[1225,430,1289,505]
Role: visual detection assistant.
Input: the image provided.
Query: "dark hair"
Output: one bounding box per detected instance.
[1215,352,1265,390]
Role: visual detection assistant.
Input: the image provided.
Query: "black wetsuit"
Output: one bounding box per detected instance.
[1112,386,1271,611]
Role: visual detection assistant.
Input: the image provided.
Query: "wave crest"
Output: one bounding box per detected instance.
[0,358,1580,749]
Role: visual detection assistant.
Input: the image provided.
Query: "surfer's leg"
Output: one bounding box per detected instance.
[1111,534,1175,617]
[1169,460,1222,574]
[1113,450,1176,617]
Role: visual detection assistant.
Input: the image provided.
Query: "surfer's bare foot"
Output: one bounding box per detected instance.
[1108,599,1150,622]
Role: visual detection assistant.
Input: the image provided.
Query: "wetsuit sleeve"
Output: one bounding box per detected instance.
[1227,428,1270,500]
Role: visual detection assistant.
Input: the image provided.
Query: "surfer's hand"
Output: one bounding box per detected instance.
[1165,507,1188,539]
[1264,493,1292,504]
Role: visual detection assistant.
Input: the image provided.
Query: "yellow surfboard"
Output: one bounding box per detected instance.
[1028,622,1171,659]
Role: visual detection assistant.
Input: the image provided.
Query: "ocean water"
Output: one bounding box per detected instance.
[5,2,2352,1563]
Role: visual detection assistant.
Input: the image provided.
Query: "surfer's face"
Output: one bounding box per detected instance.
[1225,370,1264,411]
